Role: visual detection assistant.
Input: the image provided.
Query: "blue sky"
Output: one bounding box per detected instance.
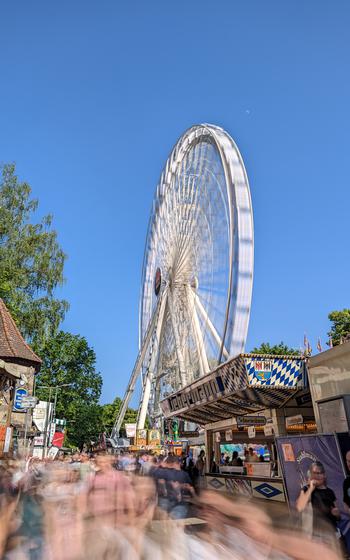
[0,1,349,403]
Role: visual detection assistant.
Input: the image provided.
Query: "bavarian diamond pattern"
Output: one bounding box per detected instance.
[209,478,225,490]
[245,358,304,388]
[253,483,282,499]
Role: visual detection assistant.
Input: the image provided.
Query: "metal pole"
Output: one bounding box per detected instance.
[53,386,58,423]
[43,387,52,458]
[23,409,29,459]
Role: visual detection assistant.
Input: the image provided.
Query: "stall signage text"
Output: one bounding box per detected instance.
[237,416,266,427]
[167,375,225,412]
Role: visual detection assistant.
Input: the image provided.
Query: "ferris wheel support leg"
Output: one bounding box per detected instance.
[192,289,230,360]
[187,287,210,376]
[112,290,166,439]
[136,292,168,430]
[167,289,188,387]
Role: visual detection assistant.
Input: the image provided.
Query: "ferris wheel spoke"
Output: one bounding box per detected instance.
[167,288,188,387]
[191,287,230,360]
[137,288,168,430]
[187,286,210,376]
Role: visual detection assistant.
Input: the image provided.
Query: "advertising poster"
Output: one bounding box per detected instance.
[136,429,147,447]
[148,429,160,446]
[276,434,346,511]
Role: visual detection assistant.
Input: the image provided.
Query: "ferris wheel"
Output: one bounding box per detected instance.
[113,124,254,437]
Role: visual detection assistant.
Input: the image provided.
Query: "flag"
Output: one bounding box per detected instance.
[307,341,312,356]
[317,338,322,353]
[327,337,333,348]
[303,333,308,349]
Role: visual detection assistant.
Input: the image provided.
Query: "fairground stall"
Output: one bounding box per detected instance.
[161,353,313,505]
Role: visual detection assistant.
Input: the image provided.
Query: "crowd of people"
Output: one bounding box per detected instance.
[0,450,345,560]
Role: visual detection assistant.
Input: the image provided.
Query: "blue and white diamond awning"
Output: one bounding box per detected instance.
[160,353,307,424]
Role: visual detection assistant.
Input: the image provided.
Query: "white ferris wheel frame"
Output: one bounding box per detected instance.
[112,124,254,438]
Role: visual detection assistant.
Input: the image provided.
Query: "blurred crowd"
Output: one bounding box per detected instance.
[0,450,344,560]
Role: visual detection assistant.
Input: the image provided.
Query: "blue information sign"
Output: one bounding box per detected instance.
[13,388,28,411]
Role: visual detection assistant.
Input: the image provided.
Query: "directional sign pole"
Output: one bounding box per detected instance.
[24,410,29,458]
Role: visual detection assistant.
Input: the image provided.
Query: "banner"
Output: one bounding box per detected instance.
[276,434,347,511]
[125,423,136,438]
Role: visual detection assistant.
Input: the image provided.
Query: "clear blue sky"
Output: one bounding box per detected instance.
[0,2,349,403]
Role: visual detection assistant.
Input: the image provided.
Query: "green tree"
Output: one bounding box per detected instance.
[35,331,103,448]
[101,396,138,436]
[65,403,104,449]
[0,163,68,347]
[250,342,299,355]
[328,309,350,346]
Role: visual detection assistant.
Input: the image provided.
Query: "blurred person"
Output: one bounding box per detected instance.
[151,454,170,512]
[193,490,341,560]
[230,451,243,467]
[247,447,258,462]
[139,453,153,476]
[296,461,340,544]
[86,453,135,526]
[193,449,205,492]
[162,454,194,519]
[5,466,45,560]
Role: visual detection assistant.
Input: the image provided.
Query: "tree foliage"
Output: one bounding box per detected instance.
[250,342,299,355]
[0,163,68,347]
[35,331,103,448]
[101,396,138,436]
[328,309,350,346]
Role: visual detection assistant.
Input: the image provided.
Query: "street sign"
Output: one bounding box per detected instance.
[13,388,28,411]
[21,396,38,409]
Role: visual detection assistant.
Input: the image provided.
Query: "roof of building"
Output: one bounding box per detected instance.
[0,299,41,370]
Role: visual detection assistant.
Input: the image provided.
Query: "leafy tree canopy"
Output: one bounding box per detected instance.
[101,396,138,436]
[328,309,350,346]
[250,342,299,355]
[0,163,68,347]
[35,331,103,448]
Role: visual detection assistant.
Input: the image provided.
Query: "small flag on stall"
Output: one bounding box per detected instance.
[327,337,333,348]
[317,338,322,352]
[303,333,308,350]
[307,341,312,356]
